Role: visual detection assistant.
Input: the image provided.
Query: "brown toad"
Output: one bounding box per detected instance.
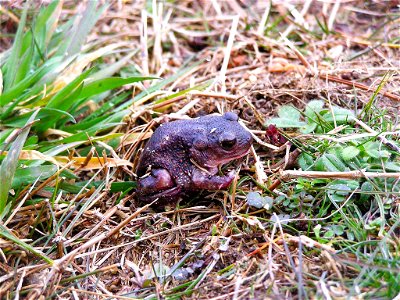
[136,112,252,206]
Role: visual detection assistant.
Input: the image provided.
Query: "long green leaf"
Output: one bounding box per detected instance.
[41,122,123,148]
[12,165,58,189]
[46,69,93,109]
[14,33,34,85]
[0,110,39,215]
[76,76,157,101]
[118,59,202,111]
[0,224,54,264]
[4,108,75,128]
[33,1,61,51]
[0,129,14,145]
[362,72,391,117]
[61,92,130,132]
[2,2,29,91]
[0,56,64,107]
[89,50,138,82]
[62,2,108,58]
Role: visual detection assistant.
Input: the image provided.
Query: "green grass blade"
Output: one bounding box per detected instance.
[76,76,157,101]
[154,81,211,104]
[0,56,64,107]
[0,129,14,145]
[47,83,85,130]
[4,108,75,128]
[33,1,61,51]
[36,54,77,87]
[63,2,108,58]
[0,110,39,215]
[13,34,35,85]
[64,92,130,131]
[89,51,138,81]
[361,72,391,117]
[0,224,54,264]
[42,122,124,147]
[2,2,29,91]
[118,60,202,111]
[11,165,58,189]
[46,68,93,109]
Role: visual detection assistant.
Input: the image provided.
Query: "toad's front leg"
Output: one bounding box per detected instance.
[137,168,182,202]
[191,169,235,190]
[137,169,174,193]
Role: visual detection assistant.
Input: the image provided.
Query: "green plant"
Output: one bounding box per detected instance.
[0,2,201,218]
[266,98,399,236]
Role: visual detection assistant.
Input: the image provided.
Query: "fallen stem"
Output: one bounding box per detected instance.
[280,170,400,180]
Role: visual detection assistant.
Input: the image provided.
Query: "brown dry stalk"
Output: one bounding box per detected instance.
[285,234,336,253]
[219,15,240,93]
[319,73,400,102]
[267,178,282,192]
[83,197,130,239]
[75,214,221,259]
[40,200,157,294]
[341,32,400,49]
[353,117,400,152]
[267,148,302,192]
[208,284,265,300]
[151,91,238,110]
[14,161,75,203]
[286,36,400,102]
[66,287,139,299]
[280,170,400,180]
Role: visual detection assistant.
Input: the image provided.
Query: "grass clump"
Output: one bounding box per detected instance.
[1,1,399,299]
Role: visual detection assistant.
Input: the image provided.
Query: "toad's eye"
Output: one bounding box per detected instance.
[219,133,237,150]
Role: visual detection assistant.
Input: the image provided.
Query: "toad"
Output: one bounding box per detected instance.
[136,112,253,206]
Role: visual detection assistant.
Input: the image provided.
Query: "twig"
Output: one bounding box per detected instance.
[41,200,158,293]
[280,170,400,180]
[319,74,400,102]
[250,145,268,184]
[352,118,400,152]
[286,38,400,102]
[218,15,240,93]
[257,2,271,35]
[65,287,139,300]
[328,0,341,31]
[74,214,220,259]
[267,148,301,192]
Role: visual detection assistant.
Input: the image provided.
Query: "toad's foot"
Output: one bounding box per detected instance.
[191,169,235,190]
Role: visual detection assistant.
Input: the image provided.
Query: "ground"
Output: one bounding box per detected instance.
[0,1,399,299]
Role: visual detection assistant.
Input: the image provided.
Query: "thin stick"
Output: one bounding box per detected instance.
[286,39,400,102]
[328,0,341,31]
[218,15,240,93]
[75,214,220,259]
[280,170,400,180]
[41,200,157,293]
[140,9,149,77]
[281,0,312,39]
[319,73,400,102]
[352,118,400,152]
[257,2,271,35]
[66,287,139,300]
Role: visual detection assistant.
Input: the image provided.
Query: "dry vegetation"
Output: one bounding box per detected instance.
[1,0,400,299]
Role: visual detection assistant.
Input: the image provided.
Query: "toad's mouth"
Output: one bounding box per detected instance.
[202,148,251,170]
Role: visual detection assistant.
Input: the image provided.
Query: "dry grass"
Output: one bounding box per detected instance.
[1,0,399,299]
